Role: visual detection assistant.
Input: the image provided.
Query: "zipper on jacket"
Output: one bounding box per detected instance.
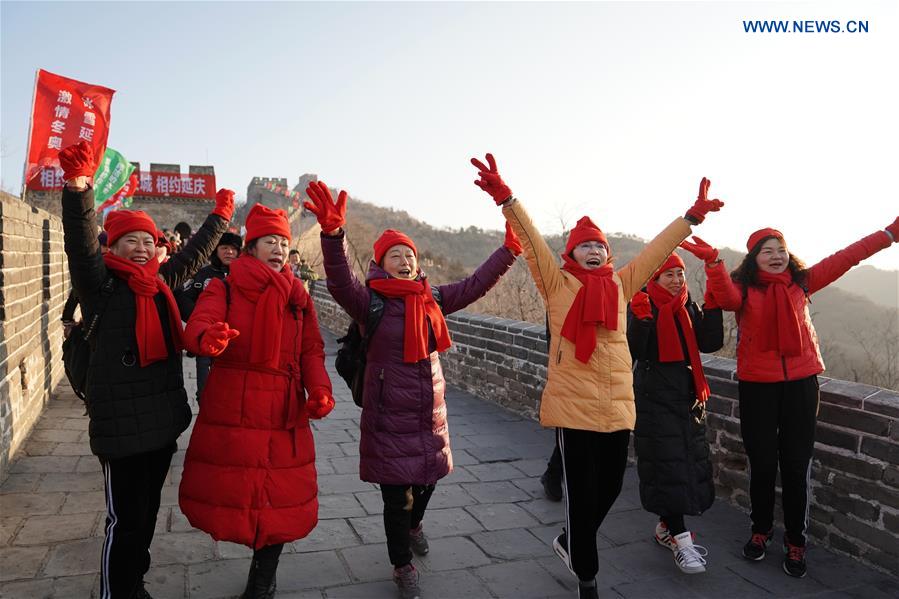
[375,368,385,431]
[781,356,789,381]
[557,349,562,364]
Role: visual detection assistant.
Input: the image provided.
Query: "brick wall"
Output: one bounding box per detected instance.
[310,282,899,574]
[0,192,70,480]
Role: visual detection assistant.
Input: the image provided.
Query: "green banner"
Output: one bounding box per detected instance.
[92,148,135,208]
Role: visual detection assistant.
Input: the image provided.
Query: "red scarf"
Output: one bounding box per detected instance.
[560,255,618,363]
[368,277,451,363]
[647,280,710,404]
[227,255,303,366]
[756,271,803,357]
[102,253,184,367]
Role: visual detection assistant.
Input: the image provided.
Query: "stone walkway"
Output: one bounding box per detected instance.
[1,331,896,598]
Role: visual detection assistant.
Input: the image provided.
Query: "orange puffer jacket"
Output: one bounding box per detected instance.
[503,200,692,433]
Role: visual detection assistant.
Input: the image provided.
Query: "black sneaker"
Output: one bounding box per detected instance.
[552,529,574,575]
[131,580,154,599]
[742,531,772,561]
[578,579,599,599]
[541,470,563,502]
[783,541,807,578]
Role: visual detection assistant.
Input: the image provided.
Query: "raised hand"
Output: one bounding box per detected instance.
[199,321,240,356]
[679,236,719,263]
[212,188,235,221]
[685,177,724,224]
[504,222,523,256]
[470,153,513,205]
[303,180,347,234]
[305,387,335,419]
[630,291,653,321]
[58,141,96,181]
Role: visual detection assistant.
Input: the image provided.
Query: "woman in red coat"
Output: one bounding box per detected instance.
[682,217,897,580]
[179,204,335,599]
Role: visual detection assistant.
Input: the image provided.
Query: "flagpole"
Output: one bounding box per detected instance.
[20,69,40,200]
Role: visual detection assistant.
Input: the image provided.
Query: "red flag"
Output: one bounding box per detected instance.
[24,69,115,188]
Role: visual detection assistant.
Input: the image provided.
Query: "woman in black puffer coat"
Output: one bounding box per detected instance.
[627,252,723,576]
[58,141,232,599]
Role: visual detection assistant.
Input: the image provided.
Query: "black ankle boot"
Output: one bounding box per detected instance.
[239,558,257,599]
[249,563,277,599]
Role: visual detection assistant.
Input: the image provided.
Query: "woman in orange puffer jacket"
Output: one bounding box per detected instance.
[471,153,724,599]
[684,218,898,579]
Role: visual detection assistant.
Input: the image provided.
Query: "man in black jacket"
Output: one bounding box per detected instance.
[176,231,242,400]
[58,141,233,599]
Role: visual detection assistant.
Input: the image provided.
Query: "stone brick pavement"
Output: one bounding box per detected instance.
[1,331,895,597]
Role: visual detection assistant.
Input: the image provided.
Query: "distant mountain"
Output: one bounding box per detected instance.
[830,265,898,311]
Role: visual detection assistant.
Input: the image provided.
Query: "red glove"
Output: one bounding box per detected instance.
[303,180,347,233]
[305,388,335,419]
[504,222,522,256]
[630,291,653,321]
[212,188,235,221]
[679,236,719,264]
[471,153,513,205]
[58,141,96,180]
[685,177,724,224]
[886,216,899,242]
[199,322,239,356]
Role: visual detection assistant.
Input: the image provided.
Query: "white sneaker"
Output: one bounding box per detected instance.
[673,531,708,574]
[552,530,575,576]
[654,521,677,552]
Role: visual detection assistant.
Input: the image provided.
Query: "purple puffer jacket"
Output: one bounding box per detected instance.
[322,231,515,485]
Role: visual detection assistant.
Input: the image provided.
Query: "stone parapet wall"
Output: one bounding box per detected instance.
[0,193,70,480]
[310,281,899,574]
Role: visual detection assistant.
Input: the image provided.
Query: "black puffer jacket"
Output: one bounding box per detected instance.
[627,293,723,517]
[62,186,228,459]
[175,263,228,320]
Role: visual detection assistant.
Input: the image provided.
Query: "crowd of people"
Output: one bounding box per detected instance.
[56,141,898,599]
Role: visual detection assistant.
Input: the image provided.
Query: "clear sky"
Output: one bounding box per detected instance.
[2,1,897,270]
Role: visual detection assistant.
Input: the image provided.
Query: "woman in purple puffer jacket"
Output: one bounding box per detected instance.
[305,180,520,599]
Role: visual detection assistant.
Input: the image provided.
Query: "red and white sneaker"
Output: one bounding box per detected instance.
[655,521,677,552]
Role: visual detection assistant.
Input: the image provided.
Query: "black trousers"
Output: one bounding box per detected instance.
[99,443,175,599]
[380,483,436,568]
[739,375,819,546]
[195,355,213,402]
[558,428,630,582]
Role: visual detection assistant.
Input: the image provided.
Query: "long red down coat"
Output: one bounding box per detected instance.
[179,258,331,549]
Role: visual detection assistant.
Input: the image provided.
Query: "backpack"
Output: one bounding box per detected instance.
[62,277,116,401]
[335,286,442,407]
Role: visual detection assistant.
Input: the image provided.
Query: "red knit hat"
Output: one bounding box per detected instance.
[747,228,784,253]
[104,210,158,246]
[373,229,417,265]
[245,203,291,242]
[565,216,609,256]
[652,253,686,280]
